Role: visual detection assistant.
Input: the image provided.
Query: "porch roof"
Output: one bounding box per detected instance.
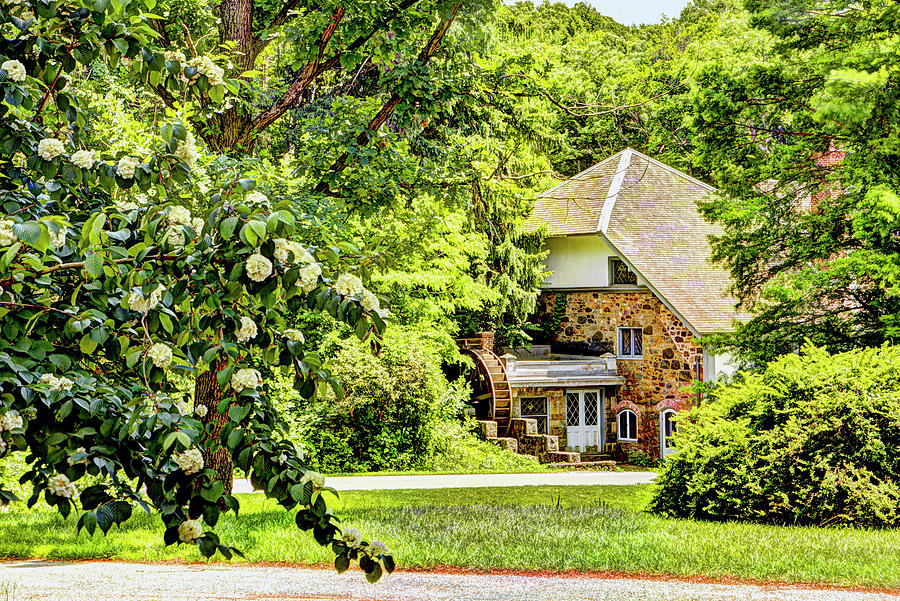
[506,359,624,389]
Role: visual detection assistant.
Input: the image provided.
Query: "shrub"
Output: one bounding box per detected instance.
[649,345,900,528]
[627,449,661,469]
[299,327,467,473]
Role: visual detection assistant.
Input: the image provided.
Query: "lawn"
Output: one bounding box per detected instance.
[0,484,897,588]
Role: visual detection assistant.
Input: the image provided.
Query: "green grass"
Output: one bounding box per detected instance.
[0,485,897,588]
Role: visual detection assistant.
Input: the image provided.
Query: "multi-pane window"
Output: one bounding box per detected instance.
[566,393,580,427]
[617,409,638,441]
[520,397,548,434]
[618,327,643,359]
[610,258,637,286]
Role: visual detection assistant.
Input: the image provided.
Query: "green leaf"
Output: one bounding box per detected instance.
[334,553,350,574]
[80,334,98,354]
[200,481,224,502]
[219,216,239,240]
[84,254,103,278]
[365,562,383,584]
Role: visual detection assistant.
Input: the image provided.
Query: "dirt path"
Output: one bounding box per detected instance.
[1,560,897,601]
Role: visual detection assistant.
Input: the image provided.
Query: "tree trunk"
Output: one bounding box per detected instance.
[195,363,234,494]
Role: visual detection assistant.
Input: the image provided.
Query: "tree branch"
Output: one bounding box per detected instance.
[314,4,461,194]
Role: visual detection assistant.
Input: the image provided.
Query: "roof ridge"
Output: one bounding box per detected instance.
[598,148,632,233]
[537,149,626,198]
[626,147,716,192]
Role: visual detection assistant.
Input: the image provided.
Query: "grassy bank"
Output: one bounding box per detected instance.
[0,485,896,588]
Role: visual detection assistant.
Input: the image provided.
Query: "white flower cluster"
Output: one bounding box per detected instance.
[236,316,257,343]
[164,49,186,64]
[276,452,287,465]
[178,519,202,543]
[1,59,26,82]
[167,205,192,226]
[335,273,364,297]
[0,220,16,247]
[191,217,204,234]
[360,290,380,312]
[70,149,96,169]
[342,527,362,548]
[231,368,261,392]
[0,411,23,433]
[188,56,225,86]
[273,239,312,264]
[195,404,208,418]
[148,343,172,369]
[245,190,269,206]
[67,447,88,466]
[126,285,165,313]
[47,473,78,498]
[116,155,140,179]
[175,134,198,166]
[37,138,65,161]
[367,540,390,557]
[41,373,73,391]
[245,253,273,282]
[173,448,204,475]
[49,225,66,249]
[300,470,325,488]
[283,329,303,342]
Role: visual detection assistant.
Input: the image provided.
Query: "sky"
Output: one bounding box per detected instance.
[539,0,692,25]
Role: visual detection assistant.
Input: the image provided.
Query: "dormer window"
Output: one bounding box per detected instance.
[610,258,637,286]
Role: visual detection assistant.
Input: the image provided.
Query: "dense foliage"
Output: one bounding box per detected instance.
[693,1,900,364]
[650,346,900,528]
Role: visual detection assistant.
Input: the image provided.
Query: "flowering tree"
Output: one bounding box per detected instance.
[0,0,392,581]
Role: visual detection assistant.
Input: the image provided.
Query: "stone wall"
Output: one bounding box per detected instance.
[535,290,702,458]
[512,385,618,454]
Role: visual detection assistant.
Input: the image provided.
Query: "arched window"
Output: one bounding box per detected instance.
[617,409,638,442]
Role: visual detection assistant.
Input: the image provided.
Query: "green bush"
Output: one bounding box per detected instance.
[298,327,467,473]
[649,345,900,528]
[627,449,661,469]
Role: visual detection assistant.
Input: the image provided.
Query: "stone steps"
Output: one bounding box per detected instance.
[546,460,616,471]
[486,436,517,453]
[541,451,582,463]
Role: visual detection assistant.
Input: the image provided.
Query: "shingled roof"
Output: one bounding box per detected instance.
[524,148,740,335]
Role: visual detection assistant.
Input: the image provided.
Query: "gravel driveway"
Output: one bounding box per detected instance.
[1,560,896,601]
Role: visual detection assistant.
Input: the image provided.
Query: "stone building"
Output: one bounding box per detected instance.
[504,148,741,460]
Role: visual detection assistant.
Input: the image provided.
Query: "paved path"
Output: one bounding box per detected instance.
[233,471,657,493]
[1,560,896,601]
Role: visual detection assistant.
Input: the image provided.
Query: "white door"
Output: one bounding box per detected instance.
[660,409,678,458]
[565,389,603,452]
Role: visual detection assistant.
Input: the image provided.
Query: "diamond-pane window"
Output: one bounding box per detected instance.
[583,392,598,426]
[520,397,548,434]
[566,393,580,426]
[618,327,643,359]
[610,258,637,286]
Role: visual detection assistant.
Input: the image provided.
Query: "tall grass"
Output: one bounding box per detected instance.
[0,485,897,587]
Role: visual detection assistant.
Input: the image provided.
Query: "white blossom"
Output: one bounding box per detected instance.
[1,59,26,82]
[276,452,287,465]
[368,540,390,556]
[70,149,96,169]
[47,474,77,498]
[335,273,364,297]
[175,134,198,166]
[283,329,303,342]
[167,228,185,247]
[40,374,73,392]
[300,470,324,488]
[342,527,362,547]
[191,217,205,235]
[37,138,65,161]
[164,49,186,64]
[126,285,165,313]
[49,226,66,249]
[0,220,17,246]
[0,411,23,431]
[173,448,204,475]
[195,404,208,418]
[188,56,224,86]
[245,253,273,282]
[178,519,203,543]
[0,440,6,455]
[116,155,140,179]
[298,263,322,292]
[147,343,173,369]
[360,290,379,312]
[167,205,192,226]
[231,368,262,392]
[245,190,269,206]
[236,316,257,343]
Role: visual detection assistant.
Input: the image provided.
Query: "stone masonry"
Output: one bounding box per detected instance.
[516,290,702,458]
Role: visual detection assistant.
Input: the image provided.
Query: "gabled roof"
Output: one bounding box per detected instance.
[524,148,741,335]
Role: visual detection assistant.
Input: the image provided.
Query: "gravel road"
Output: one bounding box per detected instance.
[1,560,896,601]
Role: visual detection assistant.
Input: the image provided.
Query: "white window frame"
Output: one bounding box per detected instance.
[520,396,549,434]
[617,409,638,442]
[618,327,643,360]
